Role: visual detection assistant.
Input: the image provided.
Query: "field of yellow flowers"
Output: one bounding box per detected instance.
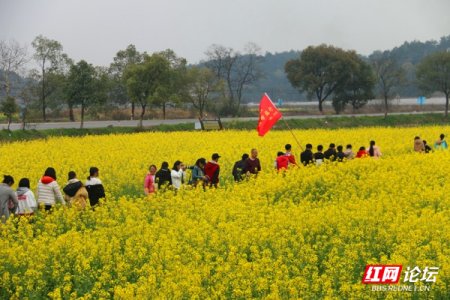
[0,126,449,299]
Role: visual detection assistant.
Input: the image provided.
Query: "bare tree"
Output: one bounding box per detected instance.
[0,39,28,97]
[186,67,223,118]
[370,51,405,118]
[204,43,262,116]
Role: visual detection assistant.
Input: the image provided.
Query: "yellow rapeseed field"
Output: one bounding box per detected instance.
[0,127,449,299]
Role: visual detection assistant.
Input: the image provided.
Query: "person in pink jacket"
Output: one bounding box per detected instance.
[368,140,382,158]
[144,165,157,195]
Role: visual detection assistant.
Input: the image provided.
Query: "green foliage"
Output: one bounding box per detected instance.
[285,45,362,112]
[0,96,18,130]
[123,50,187,125]
[65,60,107,127]
[31,35,72,121]
[417,51,450,117]
[109,45,145,119]
[333,59,376,113]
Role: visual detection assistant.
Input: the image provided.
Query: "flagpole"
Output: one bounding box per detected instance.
[282,117,304,151]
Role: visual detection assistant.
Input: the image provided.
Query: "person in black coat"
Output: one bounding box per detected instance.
[85,167,106,207]
[232,153,249,182]
[300,144,314,166]
[336,145,346,162]
[155,161,172,190]
[324,143,337,161]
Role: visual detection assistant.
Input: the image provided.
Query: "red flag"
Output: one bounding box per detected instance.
[257,93,282,136]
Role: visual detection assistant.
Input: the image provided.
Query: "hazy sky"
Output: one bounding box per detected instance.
[1,0,449,67]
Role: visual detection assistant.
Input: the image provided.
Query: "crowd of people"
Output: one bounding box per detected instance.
[0,167,105,222]
[1,134,447,223]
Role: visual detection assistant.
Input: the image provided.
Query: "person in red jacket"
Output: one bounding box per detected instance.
[284,144,297,166]
[276,151,289,171]
[356,146,368,158]
[204,153,221,188]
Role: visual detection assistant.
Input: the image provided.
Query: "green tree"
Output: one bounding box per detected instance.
[65,60,106,128]
[369,51,405,118]
[109,45,144,119]
[285,45,358,113]
[185,67,223,118]
[333,59,375,114]
[416,51,450,118]
[32,35,71,121]
[124,53,172,127]
[1,96,18,130]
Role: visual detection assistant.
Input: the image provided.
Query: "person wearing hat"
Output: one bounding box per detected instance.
[204,153,221,188]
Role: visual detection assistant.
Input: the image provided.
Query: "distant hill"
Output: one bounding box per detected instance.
[239,35,450,102]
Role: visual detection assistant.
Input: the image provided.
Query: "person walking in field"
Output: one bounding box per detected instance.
[63,171,88,209]
[356,146,368,158]
[85,167,105,207]
[344,144,354,160]
[276,151,289,171]
[232,153,249,182]
[434,134,448,150]
[314,145,325,165]
[300,144,314,166]
[368,140,382,158]
[414,136,425,153]
[189,158,207,187]
[16,178,37,216]
[336,145,346,162]
[155,162,172,190]
[37,167,66,211]
[244,149,261,176]
[0,175,18,223]
[284,144,297,166]
[205,153,221,188]
[324,143,337,161]
[171,161,186,190]
[144,165,157,195]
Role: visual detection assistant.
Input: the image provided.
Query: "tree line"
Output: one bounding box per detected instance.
[0,35,449,129]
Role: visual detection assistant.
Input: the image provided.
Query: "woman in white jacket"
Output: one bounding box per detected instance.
[37,167,66,211]
[16,178,37,216]
[171,161,186,190]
